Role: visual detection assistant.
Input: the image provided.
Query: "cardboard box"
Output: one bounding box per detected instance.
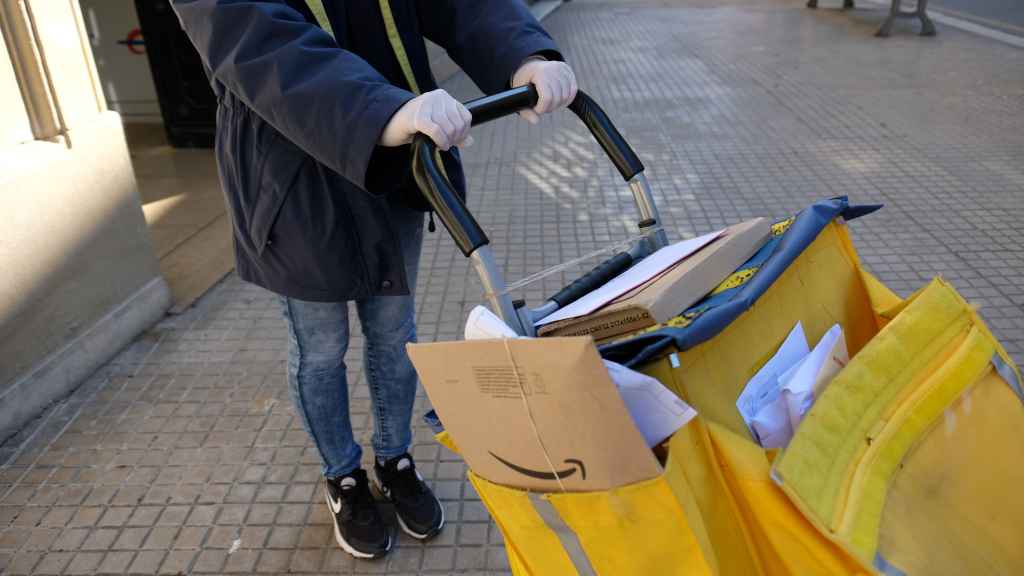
[407,337,663,492]
[538,218,771,341]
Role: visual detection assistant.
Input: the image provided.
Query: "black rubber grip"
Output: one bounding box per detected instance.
[549,252,635,309]
[411,134,488,257]
[568,91,644,182]
[464,87,645,183]
[465,85,539,126]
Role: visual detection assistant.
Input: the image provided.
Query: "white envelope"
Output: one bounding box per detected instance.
[750,392,792,450]
[747,323,849,449]
[464,305,519,339]
[736,322,809,443]
[780,324,848,433]
[603,360,697,447]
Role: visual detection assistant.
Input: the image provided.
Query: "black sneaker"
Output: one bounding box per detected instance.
[323,469,392,559]
[375,454,445,540]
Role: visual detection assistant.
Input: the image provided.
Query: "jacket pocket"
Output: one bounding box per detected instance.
[248,129,307,257]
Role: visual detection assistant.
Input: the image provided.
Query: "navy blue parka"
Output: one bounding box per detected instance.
[171,0,561,301]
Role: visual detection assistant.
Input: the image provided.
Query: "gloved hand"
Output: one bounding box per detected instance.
[511,56,578,125]
[379,89,472,151]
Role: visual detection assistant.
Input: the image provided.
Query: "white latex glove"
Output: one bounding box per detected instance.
[379,88,473,151]
[511,56,578,125]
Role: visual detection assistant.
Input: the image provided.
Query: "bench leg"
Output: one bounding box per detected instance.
[807,0,854,8]
[877,0,936,37]
[917,0,937,35]
[875,0,900,37]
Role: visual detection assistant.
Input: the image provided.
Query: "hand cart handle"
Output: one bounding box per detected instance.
[548,252,635,308]
[566,93,645,182]
[412,86,647,257]
[465,84,539,125]
[411,84,660,334]
[465,85,645,180]
[411,136,486,257]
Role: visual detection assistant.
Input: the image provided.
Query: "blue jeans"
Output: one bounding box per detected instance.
[280,205,423,478]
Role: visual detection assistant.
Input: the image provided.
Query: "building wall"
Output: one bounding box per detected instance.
[0,0,170,440]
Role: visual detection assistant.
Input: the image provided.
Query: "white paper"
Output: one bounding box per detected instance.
[745,323,849,449]
[464,306,697,447]
[536,230,724,326]
[750,392,792,450]
[464,305,519,340]
[780,324,847,433]
[736,322,809,445]
[750,355,805,449]
[603,361,697,447]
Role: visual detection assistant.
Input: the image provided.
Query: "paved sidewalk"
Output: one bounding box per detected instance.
[2,0,1022,574]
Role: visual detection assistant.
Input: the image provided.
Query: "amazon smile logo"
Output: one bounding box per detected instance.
[489,452,587,481]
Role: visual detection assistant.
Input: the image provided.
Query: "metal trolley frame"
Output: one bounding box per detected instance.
[411,85,667,336]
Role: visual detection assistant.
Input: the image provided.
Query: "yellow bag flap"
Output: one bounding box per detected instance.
[469,472,582,575]
[469,468,712,576]
[548,475,713,576]
[877,361,1024,574]
[435,431,459,454]
[774,278,1016,566]
[858,269,901,329]
[664,419,763,575]
[706,422,872,575]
